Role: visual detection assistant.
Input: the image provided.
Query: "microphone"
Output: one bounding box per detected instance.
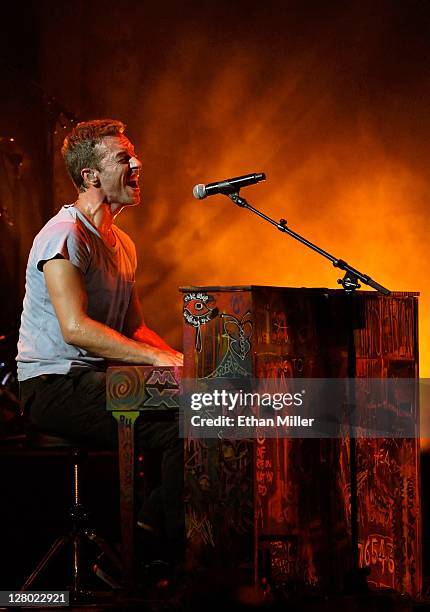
[193,172,266,200]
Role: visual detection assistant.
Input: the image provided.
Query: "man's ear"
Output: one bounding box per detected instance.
[81,168,100,189]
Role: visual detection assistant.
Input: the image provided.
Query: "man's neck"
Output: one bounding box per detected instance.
[74,192,120,237]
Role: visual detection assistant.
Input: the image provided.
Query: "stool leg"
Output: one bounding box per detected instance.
[84,529,122,571]
[73,460,80,505]
[22,448,121,599]
[21,535,69,591]
[71,533,81,597]
[70,452,88,598]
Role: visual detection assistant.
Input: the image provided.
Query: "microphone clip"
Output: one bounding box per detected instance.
[228,192,248,208]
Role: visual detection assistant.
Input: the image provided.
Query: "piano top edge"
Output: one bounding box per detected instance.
[179,286,420,297]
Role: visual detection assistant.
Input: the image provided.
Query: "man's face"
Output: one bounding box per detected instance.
[96,135,142,208]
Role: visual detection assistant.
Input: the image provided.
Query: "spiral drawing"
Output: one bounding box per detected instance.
[106,366,145,411]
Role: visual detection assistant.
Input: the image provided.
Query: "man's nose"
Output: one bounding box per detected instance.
[130,156,142,170]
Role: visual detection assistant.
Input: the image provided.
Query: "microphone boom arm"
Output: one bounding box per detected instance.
[227,192,390,295]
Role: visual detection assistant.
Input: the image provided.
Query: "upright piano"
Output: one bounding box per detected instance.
[107,285,421,597]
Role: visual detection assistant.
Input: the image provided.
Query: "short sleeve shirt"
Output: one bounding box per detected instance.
[17,205,137,381]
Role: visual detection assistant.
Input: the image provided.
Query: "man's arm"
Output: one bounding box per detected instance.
[43,258,182,366]
[123,285,182,356]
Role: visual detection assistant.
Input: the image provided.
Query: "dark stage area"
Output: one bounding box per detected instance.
[0,446,120,591]
[1,0,430,609]
[1,445,430,611]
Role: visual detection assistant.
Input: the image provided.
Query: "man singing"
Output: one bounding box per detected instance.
[17,118,184,566]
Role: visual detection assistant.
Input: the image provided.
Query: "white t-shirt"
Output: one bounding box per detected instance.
[17,205,137,381]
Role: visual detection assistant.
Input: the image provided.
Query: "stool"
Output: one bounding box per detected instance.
[21,433,123,599]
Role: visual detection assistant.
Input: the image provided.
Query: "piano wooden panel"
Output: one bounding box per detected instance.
[181,286,421,596]
[106,365,182,589]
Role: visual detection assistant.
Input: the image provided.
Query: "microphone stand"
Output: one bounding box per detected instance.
[227,192,390,295]
[227,191,384,593]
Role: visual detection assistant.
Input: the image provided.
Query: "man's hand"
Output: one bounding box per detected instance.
[150,349,184,367]
[124,285,183,356]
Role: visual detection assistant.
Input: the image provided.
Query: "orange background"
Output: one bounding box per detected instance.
[32,1,429,381]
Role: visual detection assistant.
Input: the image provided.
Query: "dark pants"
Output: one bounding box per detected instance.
[19,370,184,546]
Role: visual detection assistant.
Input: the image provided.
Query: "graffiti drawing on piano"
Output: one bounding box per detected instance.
[183,292,218,352]
[339,436,419,594]
[204,311,253,378]
[184,437,253,554]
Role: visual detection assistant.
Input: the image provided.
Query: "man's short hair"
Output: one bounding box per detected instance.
[62,119,126,191]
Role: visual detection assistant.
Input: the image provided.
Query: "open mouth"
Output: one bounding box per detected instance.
[126,177,140,190]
